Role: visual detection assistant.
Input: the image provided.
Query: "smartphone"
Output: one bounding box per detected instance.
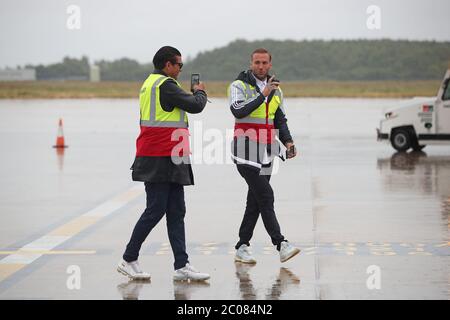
[191,73,200,92]
[286,145,296,158]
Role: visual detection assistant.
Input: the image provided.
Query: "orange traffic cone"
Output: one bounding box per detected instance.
[53,118,68,148]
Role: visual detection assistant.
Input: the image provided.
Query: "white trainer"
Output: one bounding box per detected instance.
[117,259,151,281]
[235,244,257,264]
[173,263,210,281]
[279,242,300,263]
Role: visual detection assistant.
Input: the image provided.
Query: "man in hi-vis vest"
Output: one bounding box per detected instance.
[228,48,301,265]
[118,46,210,281]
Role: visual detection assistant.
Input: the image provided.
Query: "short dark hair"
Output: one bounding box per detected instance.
[251,48,272,61]
[153,46,181,70]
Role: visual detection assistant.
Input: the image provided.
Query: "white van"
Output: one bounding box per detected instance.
[377,69,450,151]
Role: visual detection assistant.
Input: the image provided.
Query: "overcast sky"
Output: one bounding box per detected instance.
[0,0,449,68]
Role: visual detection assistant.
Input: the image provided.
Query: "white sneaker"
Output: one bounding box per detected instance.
[235,244,257,264]
[117,259,151,281]
[173,263,210,281]
[279,242,300,263]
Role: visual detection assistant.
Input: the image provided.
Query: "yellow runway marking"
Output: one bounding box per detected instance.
[0,264,26,283]
[49,216,100,237]
[0,185,144,284]
[433,242,448,248]
[0,250,96,255]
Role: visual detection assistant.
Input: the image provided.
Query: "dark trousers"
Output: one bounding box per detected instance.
[123,182,189,270]
[235,165,285,250]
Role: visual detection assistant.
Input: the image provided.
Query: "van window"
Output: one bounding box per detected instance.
[443,80,450,101]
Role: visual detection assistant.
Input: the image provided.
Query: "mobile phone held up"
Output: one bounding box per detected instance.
[191,73,200,93]
[271,78,280,87]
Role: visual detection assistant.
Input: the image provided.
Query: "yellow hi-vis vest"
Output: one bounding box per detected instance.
[230,80,282,144]
[139,74,188,128]
[232,80,282,126]
[136,73,189,157]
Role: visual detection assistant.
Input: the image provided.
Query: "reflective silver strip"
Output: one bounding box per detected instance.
[235,117,274,125]
[140,120,188,128]
[230,154,262,169]
[179,110,186,126]
[242,82,255,99]
[141,75,188,128]
[149,76,167,122]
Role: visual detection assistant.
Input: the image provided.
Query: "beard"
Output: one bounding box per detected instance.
[252,71,268,81]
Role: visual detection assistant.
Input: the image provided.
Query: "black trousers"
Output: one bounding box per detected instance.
[123,182,189,270]
[235,164,285,250]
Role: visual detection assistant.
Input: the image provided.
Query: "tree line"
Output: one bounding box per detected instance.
[26,39,450,81]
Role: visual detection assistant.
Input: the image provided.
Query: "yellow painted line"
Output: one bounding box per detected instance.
[0,250,96,255]
[373,252,397,256]
[0,185,144,284]
[113,187,143,204]
[0,264,26,283]
[408,252,432,256]
[48,216,101,237]
[434,243,448,248]
[367,243,391,247]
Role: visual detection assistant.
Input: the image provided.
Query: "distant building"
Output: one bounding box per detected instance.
[0,68,36,81]
[90,65,100,82]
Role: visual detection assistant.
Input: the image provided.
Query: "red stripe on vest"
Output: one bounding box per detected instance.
[136,126,190,157]
[234,123,276,144]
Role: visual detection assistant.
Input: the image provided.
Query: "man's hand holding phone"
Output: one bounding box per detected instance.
[262,75,280,97]
[191,73,205,93]
[192,82,205,92]
[285,142,297,159]
[191,73,210,103]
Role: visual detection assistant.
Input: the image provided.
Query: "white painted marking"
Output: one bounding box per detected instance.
[0,185,144,282]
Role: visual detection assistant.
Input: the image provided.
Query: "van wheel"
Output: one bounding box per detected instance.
[391,129,412,152]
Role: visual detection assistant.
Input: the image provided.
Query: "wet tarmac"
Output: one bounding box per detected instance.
[0,98,448,299]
